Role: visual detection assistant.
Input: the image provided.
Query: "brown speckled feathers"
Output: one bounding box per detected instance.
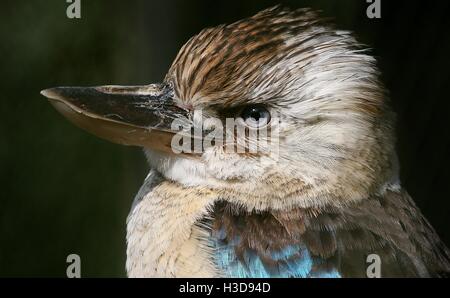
[211,189,450,277]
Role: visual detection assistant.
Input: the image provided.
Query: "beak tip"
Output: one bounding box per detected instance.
[40,88,55,99]
[41,88,68,103]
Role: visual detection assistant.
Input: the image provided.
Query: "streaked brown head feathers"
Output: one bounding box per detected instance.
[166,7,384,116]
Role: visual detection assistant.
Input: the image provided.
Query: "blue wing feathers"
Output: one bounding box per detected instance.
[212,239,340,278]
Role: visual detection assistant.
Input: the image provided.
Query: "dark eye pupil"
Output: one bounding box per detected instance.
[249,109,261,121]
[240,105,270,127]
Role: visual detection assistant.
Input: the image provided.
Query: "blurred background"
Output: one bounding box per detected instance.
[1,0,449,277]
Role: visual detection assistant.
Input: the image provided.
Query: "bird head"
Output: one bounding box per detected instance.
[42,7,397,211]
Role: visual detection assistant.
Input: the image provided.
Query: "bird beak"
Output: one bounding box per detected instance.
[41,84,192,155]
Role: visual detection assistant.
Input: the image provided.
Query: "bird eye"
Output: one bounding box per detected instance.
[239,105,271,128]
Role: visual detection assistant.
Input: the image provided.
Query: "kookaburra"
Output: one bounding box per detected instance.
[41,7,450,277]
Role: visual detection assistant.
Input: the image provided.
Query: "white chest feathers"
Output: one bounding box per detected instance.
[125,171,218,277]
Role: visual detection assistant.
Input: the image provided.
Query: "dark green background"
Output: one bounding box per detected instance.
[1,0,449,277]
